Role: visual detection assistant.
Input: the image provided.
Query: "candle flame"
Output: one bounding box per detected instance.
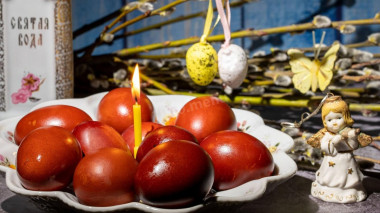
[132,64,140,103]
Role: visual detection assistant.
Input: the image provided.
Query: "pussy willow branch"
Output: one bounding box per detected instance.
[298,40,379,53]
[116,17,380,56]
[129,37,379,60]
[100,4,139,36]
[111,0,250,40]
[354,155,380,165]
[107,0,188,36]
[371,140,380,150]
[75,0,251,56]
[115,56,380,112]
[351,59,380,69]
[342,74,380,82]
[80,0,188,58]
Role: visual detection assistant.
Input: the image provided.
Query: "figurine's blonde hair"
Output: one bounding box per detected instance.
[321,96,354,127]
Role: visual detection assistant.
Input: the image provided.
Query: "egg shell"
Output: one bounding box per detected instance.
[186,42,218,86]
[218,44,248,88]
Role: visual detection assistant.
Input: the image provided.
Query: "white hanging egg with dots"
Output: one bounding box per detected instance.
[218,44,248,88]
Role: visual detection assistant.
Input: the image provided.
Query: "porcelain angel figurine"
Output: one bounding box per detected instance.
[307,95,372,203]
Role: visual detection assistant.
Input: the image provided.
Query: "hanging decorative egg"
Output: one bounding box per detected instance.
[218,44,248,88]
[186,42,218,86]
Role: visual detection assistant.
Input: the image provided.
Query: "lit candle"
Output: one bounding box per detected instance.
[132,64,142,158]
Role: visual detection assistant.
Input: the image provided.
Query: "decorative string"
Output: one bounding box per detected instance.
[200,0,215,43]
[215,0,231,48]
[312,31,316,58]
[281,93,334,128]
[314,31,326,60]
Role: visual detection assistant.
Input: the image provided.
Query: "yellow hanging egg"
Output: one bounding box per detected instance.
[186,42,218,86]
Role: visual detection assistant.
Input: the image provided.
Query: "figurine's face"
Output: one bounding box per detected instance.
[325,111,345,133]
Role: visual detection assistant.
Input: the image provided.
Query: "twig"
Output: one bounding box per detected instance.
[126,37,379,60]
[80,0,188,58]
[113,0,250,38]
[355,155,380,165]
[118,12,204,38]
[100,4,139,36]
[132,53,186,59]
[300,41,376,53]
[351,59,380,69]
[117,17,380,56]
[113,57,380,111]
[107,0,188,36]
[75,0,251,56]
[341,74,380,82]
[115,57,176,94]
[371,140,380,150]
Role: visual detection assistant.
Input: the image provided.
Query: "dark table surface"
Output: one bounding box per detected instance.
[1,105,380,213]
[1,167,380,213]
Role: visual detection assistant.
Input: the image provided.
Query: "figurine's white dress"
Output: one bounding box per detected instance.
[311,129,366,203]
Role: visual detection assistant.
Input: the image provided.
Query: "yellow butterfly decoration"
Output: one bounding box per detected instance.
[287,33,340,94]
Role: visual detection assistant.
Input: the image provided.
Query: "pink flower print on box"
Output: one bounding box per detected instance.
[22,73,41,91]
[11,88,32,104]
[11,73,45,104]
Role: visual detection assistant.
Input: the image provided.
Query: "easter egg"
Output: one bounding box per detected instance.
[200,130,274,191]
[134,140,214,208]
[17,126,82,191]
[97,88,154,133]
[14,105,92,145]
[218,44,248,88]
[186,42,218,86]
[175,96,236,142]
[73,148,138,207]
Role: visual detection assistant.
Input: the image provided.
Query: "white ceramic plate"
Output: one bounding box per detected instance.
[0,93,297,212]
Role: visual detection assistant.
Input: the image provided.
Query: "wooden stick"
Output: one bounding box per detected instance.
[341,75,380,82]
[113,0,250,38]
[117,17,380,56]
[108,0,188,35]
[370,140,380,150]
[351,59,380,69]
[355,155,380,165]
[114,57,380,111]
[101,4,139,36]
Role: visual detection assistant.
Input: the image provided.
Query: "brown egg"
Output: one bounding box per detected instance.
[175,96,237,142]
[73,148,138,207]
[14,105,92,145]
[72,121,130,156]
[134,140,214,208]
[136,125,198,162]
[16,126,82,191]
[97,88,154,133]
[201,130,274,191]
[121,121,163,157]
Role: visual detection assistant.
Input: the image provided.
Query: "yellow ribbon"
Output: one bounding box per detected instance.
[200,0,215,43]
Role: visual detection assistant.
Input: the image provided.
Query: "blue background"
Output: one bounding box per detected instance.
[71,0,380,56]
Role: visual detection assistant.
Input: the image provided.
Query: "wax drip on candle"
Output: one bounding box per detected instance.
[216,0,248,89]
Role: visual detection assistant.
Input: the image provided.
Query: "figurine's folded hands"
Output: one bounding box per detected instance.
[348,128,359,139]
[331,134,342,146]
[347,129,360,150]
[321,133,338,156]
